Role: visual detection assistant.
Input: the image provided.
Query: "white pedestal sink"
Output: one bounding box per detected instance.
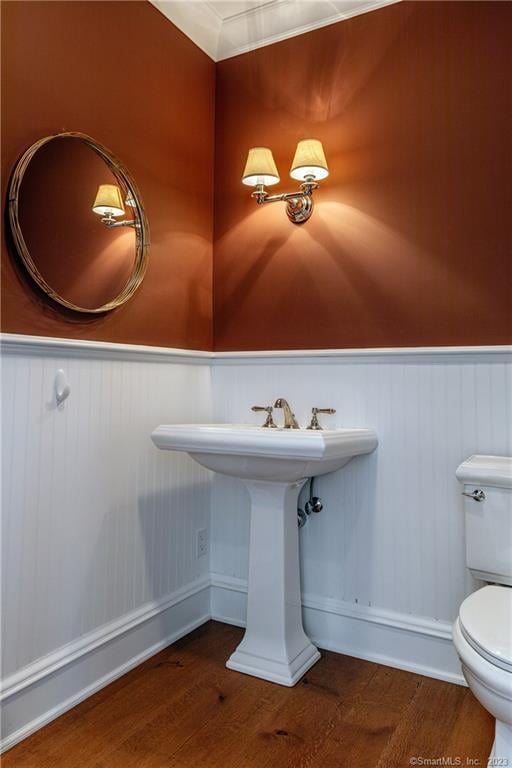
[151,424,377,686]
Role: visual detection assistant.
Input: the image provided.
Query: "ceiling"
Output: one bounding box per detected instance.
[150,0,401,61]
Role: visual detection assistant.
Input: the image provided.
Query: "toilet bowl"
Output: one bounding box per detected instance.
[453,586,512,758]
[454,455,512,761]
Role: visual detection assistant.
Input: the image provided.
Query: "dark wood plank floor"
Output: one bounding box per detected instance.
[3,621,494,767]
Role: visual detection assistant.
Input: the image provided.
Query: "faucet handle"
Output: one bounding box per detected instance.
[307,407,336,430]
[251,405,277,428]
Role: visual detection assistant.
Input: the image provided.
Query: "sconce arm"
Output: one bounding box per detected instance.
[253,178,318,206]
[102,218,139,229]
[262,190,308,204]
[251,178,319,224]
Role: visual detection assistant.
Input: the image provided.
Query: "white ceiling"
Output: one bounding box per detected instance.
[151,0,401,61]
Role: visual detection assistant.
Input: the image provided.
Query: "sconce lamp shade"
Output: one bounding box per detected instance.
[290,139,329,181]
[242,147,280,186]
[92,184,125,217]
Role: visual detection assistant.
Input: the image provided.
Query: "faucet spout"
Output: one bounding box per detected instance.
[274,398,299,429]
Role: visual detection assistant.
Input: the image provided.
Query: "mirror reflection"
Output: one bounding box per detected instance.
[9,133,148,313]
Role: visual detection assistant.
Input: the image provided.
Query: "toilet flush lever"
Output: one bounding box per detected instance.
[462,489,486,502]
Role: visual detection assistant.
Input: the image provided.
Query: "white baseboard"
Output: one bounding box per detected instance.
[1,579,210,753]
[1,574,465,753]
[210,574,465,687]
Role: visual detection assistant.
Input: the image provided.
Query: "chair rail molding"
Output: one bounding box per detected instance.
[212,345,512,365]
[0,333,212,364]
[2,333,511,364]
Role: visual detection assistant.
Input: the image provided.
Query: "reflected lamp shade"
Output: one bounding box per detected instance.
[242,147,280,187]
[290,139,329,181]
[92,184,125,217]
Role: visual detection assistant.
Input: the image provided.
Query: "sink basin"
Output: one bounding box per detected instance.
[151,423,377,482]
[151,422,377,686]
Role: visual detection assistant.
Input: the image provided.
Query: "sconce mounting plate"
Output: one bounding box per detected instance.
[285,195,313,224]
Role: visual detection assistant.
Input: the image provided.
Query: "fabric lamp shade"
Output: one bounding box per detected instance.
[92,184,125,217]
[242,147,280,186]
[290,139,329,181]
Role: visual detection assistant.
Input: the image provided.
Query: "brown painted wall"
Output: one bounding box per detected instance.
[3,1,511,351]
[1,1,215,349]
[214,1,512,350]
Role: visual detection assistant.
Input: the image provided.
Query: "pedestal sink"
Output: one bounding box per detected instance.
[151,423,378,686]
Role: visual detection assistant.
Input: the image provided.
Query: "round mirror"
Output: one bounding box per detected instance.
[7,132,149,313]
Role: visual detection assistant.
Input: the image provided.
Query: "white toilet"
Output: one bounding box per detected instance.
[453,455,512,759]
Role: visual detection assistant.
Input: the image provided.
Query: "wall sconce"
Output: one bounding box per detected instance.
[92,184,136,228]
[242,139,329,224]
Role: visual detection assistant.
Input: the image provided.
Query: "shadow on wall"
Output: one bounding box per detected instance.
[214,187,506,348]
[209,450,379,609]
[137,480,210,601]
[210,474,251,580]
[231,2,411,123]
[144,230,213,347]
[313,202,483,334]
[298,452,378,608]
[59,477,209,645]
[215,229,289,324]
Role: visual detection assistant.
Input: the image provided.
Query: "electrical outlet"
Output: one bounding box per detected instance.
[197,528,208,558]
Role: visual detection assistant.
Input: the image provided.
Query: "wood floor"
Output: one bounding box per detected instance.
[3,621,494,767]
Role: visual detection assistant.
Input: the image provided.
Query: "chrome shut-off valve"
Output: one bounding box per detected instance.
[305,497,323,515]
[298,477,323,528]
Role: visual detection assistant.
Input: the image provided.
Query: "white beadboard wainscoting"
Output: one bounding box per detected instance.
[1,335,511,751]
[210,347,512,684]
[0,335,212,750]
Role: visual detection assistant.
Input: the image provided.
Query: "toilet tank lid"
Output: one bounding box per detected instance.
[459,586,512,668]
[456,455,512,488]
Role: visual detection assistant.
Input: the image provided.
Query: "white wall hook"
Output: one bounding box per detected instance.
[55,369,71,406]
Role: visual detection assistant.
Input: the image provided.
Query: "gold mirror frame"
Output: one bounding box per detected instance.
[7,132,150,314]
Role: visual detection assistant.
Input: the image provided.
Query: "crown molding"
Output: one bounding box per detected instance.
[151,0,222,60]
[150,0,402,62]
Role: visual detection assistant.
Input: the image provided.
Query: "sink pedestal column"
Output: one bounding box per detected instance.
[226,479,320,686]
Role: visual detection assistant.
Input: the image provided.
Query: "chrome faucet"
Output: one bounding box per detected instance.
[274,398,299,429]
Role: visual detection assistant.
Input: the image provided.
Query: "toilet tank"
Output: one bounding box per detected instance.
[456,455,512,585]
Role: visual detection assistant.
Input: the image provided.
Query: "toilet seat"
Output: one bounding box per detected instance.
[459,586,512,673]
[453,617,512,724]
